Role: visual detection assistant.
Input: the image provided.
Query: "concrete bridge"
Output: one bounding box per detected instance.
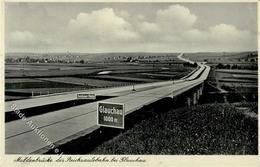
[5,53,210,154]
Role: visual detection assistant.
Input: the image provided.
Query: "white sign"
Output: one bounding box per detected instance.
[97,102,125,129]
[77,93,96,100]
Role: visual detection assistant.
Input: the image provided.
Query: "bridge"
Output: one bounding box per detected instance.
[5,53,210,154]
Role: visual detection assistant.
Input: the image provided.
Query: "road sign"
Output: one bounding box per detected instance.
[77,93,96,100]
[97,102,125,129]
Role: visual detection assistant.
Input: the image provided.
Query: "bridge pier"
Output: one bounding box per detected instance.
[199,87,203,96]
[186,97,191,108]
[223,95,227,103]
[185,83,205,107]
[252,94,256,101]
[197,89,200,100]
[188,83,205,107]
[193,92,197,105]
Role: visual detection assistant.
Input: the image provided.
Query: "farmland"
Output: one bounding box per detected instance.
[184,51,257,65]
[5,51,257,102]
[5,52,194,101]
[38,77,135,87]
[206,69,258,101]
[216,69,257,88]
[184,52,258,102]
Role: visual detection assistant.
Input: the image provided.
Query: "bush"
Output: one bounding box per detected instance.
[91,103,258,155]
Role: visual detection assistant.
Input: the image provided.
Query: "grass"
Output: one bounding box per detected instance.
[91,75,160,83]
[5,62,195,101]
[5,87,88,95]
[91,103,258,155]
[212,68,257,96]
[233,102,258,114]
[5,80,84,89]
[5,78,44,83]
[38,77,135,87]
[5,68,101,78]
[216,69,258,74]
[5,61,194,78]
[184,52,257,64]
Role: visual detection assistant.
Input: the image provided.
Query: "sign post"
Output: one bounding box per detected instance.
[97,102,125,129]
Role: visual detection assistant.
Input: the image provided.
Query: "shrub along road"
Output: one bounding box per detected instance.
[91,103,258,155]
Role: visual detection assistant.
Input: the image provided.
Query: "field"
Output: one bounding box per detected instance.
[5,52,257,101]
[184,52,257,65]
[38,77,135,87]
[6,52,182,63]
[214,69,257,94]
[90,75,161,83]
[5,53,194,101]
[183,52,258,100]
[91,103,258,155]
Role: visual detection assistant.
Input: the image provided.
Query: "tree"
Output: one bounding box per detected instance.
[216,63,224,69]
[80,59,85,64]
[226,64,231,69]
[231,64,238,69]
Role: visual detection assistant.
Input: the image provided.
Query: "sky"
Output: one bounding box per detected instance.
[5,2,258,53]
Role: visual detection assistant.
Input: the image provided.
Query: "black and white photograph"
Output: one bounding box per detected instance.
[2,1,259,166]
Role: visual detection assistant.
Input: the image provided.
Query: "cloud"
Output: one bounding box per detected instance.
[8,31,38,46]
[67,8,139,43]
[133,5,198,42]
[6,4,256,52]
[156,5,197,32]
[208,24,251,43]
[182,29,207,41]
[138,21,160,34]
[133,5,255,51]
[6,30,54,52]
[203,24,255,51]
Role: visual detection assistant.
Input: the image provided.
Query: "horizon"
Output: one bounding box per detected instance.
[5,50,258,54]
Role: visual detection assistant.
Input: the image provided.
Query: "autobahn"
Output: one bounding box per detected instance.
[5,53,210,154]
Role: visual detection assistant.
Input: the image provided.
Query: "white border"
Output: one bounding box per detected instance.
[1,1,259,167]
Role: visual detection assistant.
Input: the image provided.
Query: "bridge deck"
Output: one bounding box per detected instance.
[5,81,174,112]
